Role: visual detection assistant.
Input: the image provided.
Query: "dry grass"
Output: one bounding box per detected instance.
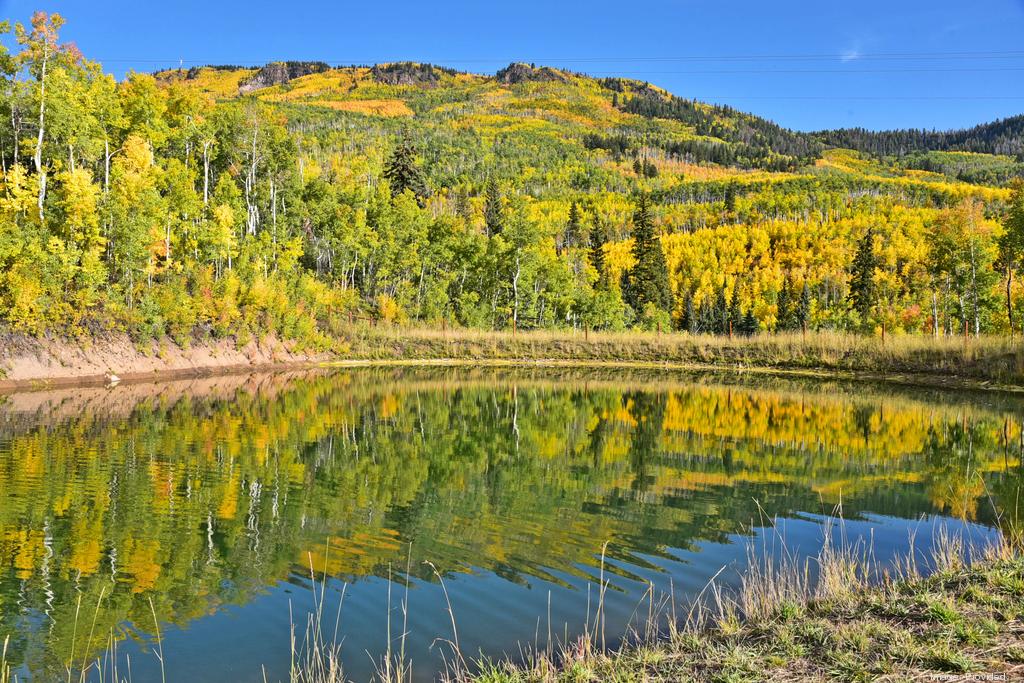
[337,326,1024,388]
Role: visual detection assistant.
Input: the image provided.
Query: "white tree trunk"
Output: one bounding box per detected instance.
[34,43,48,222]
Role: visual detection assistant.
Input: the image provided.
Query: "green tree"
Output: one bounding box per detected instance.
[624,195,672,318]
[849,227,878,330]
[589,221,607,288]
[563,201,584,252]
[797,281,812,332]
[483,177,503,237]
[776,275,794,331]
[383,130,428,205]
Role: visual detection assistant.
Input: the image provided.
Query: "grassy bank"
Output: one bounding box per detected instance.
[277,528,1024,683]
[460,535,1024,683]
[341,327,1024,388]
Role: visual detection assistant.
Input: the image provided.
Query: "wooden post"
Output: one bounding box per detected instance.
[728,320,733,340]
[584,324,589,341]
[881,321,885,344]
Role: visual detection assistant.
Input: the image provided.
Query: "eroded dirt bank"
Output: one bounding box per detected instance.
[0,333,330,390]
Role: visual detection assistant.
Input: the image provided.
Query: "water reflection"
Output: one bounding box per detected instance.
[0,368,1021,681]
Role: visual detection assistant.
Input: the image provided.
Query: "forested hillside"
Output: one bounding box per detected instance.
[1,12,1024,348]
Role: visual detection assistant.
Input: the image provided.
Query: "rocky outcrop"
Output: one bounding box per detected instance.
[495,62,570,85]
[370,62,449,87]
[239,61,331,94]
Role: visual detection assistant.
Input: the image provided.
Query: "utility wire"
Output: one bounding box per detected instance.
[89,49,1024,65]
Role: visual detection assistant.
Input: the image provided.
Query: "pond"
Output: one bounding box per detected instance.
[0,367,1021,682]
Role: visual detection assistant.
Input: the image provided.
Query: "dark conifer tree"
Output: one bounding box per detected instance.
[724,182,738,214]
[741,308,759,336]
[729,286,743,334]
[776,275,795,331]
[563,201,584,252]
[624,195,674,315]
[849,228,879,325]
[483,177,503,237]
[590,224,608,288]
[698,297,716,334]
[679,291,694,332]
[383,131,429,205]
[714,287,729,334]
[797,281,812,331]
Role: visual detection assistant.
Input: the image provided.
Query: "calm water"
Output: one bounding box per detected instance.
[0,367,1022,682]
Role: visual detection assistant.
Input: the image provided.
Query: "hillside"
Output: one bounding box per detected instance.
[156,59,1024,181]
[1,13,1023,351]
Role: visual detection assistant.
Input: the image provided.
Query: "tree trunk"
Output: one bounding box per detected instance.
[512,254,521,333]
[1007,264,1014,338]
[34,43,49,222]
[202,141,211,205]
[104,138,110,192]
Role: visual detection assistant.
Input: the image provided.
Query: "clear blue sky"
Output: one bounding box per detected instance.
[1,0,1023,132]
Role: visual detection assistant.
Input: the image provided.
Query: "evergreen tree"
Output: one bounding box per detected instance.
[849,227,878,327]
[724,182,737,214]
[589,222,607,288]
[797,281,812,331]
[383,131,428,205]
[698,297,716,334]
[741,308,759,336]
[729,286,743,335]
[776,276,794,331]
[624,195,673,316]
[563,201,584,252]
[713,287,729,334]
[483,177,503,237]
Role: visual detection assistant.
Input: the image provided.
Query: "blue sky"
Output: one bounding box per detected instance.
[1,0,1022,132]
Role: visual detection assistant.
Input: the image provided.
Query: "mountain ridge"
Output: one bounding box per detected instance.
[157,59,1024,165]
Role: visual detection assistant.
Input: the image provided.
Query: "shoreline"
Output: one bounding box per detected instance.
[3,328,1024,395]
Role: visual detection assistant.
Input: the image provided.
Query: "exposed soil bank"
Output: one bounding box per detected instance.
[0,332,329,391]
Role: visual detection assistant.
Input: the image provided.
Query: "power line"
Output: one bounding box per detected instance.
[89,49,1024,66]
[682,95,1024,100]
[580,67,1024,75]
